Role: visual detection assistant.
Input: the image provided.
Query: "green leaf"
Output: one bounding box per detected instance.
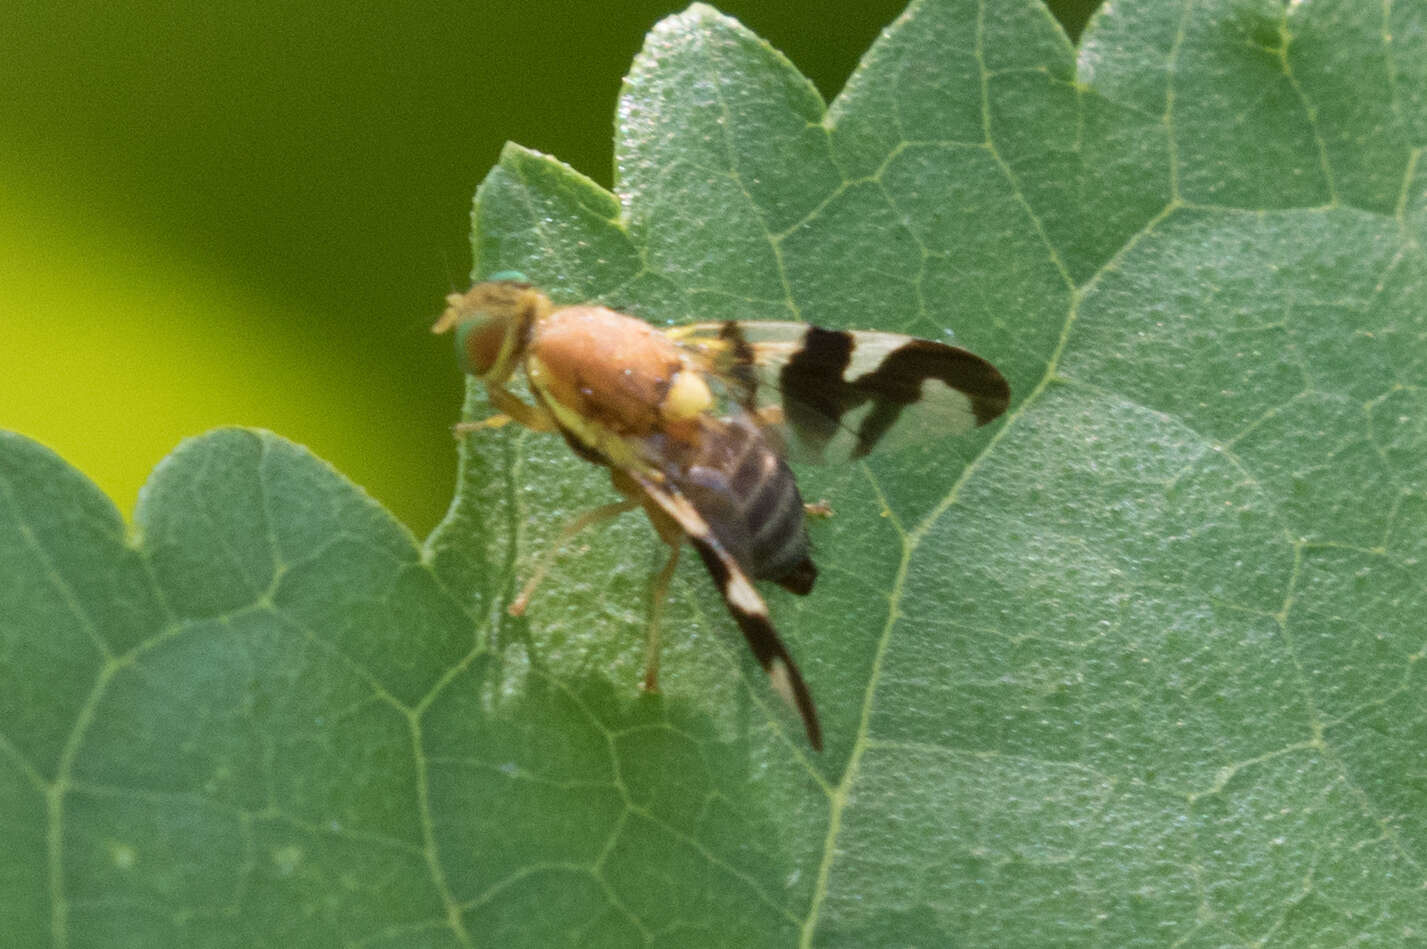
[4,0,1425,945]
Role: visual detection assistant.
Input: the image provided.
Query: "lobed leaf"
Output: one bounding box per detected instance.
[3,0,1425,944]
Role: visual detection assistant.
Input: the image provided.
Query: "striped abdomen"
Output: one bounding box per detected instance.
[666,416,816,596]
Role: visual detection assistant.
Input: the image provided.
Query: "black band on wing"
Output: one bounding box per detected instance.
[777,326,855,459]
[718,321,762,413]
[779,327,1011,459]
[852,339,1011,423]
[626,469,824,751]
[688,536,823,751]
[848,339,1010,457]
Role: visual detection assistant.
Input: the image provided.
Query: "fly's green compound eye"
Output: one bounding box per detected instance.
[454,312,507,377]
[486,269,529,284]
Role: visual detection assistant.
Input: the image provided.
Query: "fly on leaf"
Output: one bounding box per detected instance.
[433,272,1010,751]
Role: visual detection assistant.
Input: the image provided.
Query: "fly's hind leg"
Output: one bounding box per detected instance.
[609,469,689,694]
[643,542,682,692]
[509,499,637,616]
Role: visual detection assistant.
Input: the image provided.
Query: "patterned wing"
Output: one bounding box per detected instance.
[669,321,1010,463]
[623,469,823,751]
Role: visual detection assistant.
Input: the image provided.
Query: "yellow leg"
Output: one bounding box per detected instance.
[452,415,512,436]
[453,385,556,438]
[642,543,682,693]
[489,385,557,432]
[508,499,637,616]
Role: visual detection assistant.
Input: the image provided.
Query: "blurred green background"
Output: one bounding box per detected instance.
[1,0,1097,537]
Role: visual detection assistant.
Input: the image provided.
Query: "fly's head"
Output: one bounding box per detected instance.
[432,270,551,383]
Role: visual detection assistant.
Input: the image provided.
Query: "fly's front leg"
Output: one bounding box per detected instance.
[453,384,557,436]
[452,416,512,435]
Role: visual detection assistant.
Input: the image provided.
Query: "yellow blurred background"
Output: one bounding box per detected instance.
[0,0,1094,537]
